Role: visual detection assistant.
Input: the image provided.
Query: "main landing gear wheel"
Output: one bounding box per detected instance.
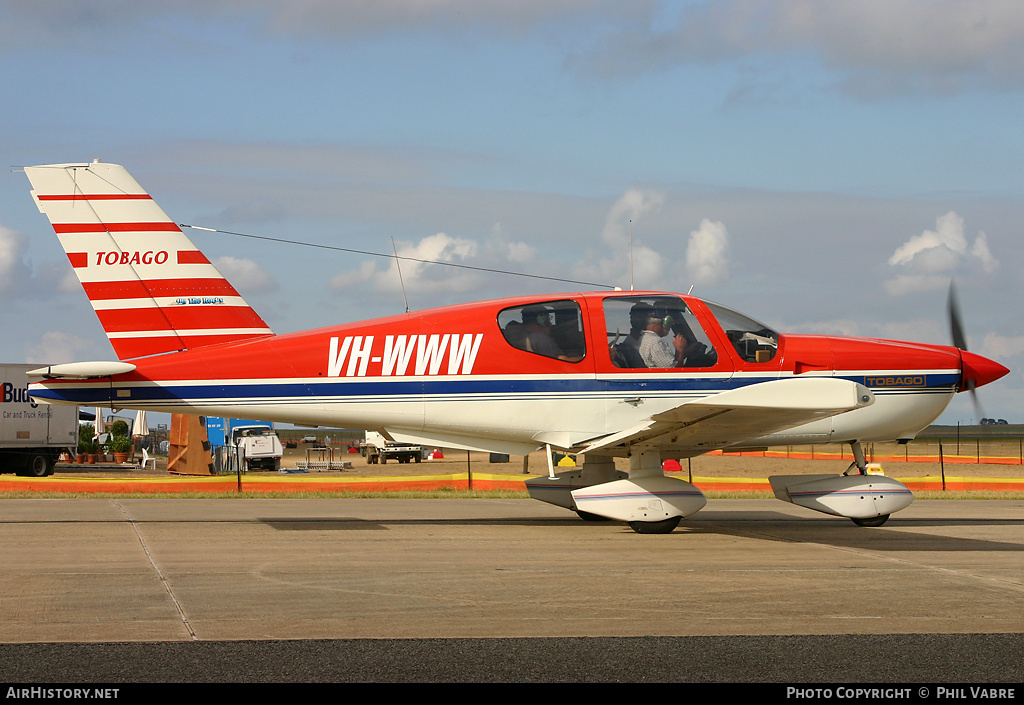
[627,517,681,534]
[851,514,890,527]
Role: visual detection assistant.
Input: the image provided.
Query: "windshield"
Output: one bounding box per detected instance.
[602,295,718,369]
[703,301,779,363]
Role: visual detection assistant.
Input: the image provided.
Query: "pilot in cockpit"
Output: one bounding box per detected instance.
[638,309,685,368]
[639,305,716,368]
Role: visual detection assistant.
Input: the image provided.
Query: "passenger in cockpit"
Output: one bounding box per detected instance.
[520,304,583,362]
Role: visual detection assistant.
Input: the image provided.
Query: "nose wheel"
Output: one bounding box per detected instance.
[851,514,890,527]
[628,516,682,534]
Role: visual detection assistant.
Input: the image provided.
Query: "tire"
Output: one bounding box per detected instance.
[852,514,890,527]
[20,453,53,478]
[627,516,681,534]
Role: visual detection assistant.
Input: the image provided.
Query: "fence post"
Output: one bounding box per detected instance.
[939,441,946,491]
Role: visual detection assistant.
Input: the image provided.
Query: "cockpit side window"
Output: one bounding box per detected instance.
[703,301,779,363]
[603,295,718,369]
[497,299,585,363]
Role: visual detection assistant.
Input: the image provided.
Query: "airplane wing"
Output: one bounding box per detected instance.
[578,377,873,456]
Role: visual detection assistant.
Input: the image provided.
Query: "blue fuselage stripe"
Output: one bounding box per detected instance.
[29,373,961,406]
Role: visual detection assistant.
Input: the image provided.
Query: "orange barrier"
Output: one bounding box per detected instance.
[668,475,1024,492]
[708,448,1024,465]
[0,472,529,494]
[2,472,1023,494]
[895,476,1024,492]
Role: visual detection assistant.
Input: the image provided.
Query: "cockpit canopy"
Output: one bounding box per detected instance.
[495,292,780,369]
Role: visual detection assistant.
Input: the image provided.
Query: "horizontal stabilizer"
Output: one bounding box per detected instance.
[26,361,138,379]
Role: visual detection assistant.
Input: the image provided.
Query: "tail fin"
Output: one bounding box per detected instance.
[24,161,274,360]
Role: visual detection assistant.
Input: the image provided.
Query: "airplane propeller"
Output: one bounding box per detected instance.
[947,280,984,420]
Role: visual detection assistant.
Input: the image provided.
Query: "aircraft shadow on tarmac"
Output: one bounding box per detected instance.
[688,512,1024,552]
[255,513,1024,553]
[255,516,587,531]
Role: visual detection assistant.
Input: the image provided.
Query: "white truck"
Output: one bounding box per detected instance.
[229,424,284,472]
[1,364,78,476]
[360,431,422,464]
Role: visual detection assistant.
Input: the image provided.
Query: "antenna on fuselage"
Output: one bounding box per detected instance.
[392,237,410,314]
[629,219,635,291]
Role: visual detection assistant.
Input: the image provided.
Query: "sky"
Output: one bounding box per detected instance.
[1,0,1023,427]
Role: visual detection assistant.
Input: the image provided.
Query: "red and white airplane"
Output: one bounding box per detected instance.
[21,161,1009,533]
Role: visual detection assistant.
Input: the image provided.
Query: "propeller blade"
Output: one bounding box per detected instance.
[970,389,984,420]
[948,280,988,420]
[948,280,969,351]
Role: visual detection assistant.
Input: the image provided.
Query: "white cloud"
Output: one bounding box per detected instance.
[0,1,634,46]
[600,188,665,248]
[331,232,482,295]
[24,331,97,364]
[884,211,998,295]
[883,274,952,297]
[212,256,279,294]
[261,0,626,37]
[6,1,1024,98]
[781,317,946,348]
[684,218,729,287]
[982,332,1024,361]
[502,240,537,264]
[586,0,1024,95]
[0,224,27,292]
[888,211,966,269]
[571,189,666,289]
[970,231,999,272]
[57,268,81,293]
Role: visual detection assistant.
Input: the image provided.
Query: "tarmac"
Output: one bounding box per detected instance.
[1,495,1023,682]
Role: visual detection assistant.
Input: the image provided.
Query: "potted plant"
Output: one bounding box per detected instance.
[84,439,99,464]
[77,424,94,464]
[106,433,133,464]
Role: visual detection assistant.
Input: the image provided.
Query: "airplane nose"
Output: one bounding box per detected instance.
[960,349,1009,391]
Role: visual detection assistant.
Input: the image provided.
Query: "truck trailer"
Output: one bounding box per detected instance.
[1,364,78,476]
[360,431,423,464]
[229,424,284,472]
